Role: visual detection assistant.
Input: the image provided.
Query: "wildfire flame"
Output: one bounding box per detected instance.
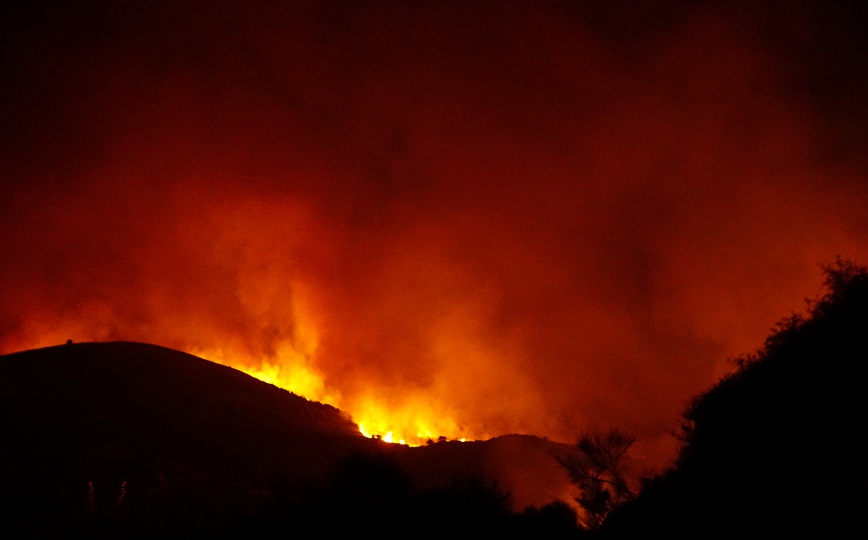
[224,353,471,445]
[191,339,472,445]
[3,303,480,446]
[184,289,477,445]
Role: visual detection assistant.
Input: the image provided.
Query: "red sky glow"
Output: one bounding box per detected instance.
[2,0,867,467]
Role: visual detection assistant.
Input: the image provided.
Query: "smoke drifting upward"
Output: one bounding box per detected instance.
[2,1,867,464]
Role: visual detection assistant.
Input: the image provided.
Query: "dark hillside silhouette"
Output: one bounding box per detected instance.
[0,341,580,537]
[0,342,367,481]
[0,342,374,536]
[601,259,868,539]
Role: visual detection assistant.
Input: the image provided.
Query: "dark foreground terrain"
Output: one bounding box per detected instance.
[0,341,579,538]
[2,262,866,538]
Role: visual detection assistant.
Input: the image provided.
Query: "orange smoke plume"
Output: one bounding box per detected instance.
[2,1,867,465]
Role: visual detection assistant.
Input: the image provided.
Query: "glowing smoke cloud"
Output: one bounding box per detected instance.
[1,1,867,466]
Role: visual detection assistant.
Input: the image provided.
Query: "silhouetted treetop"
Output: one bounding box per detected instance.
[751,257,868,364]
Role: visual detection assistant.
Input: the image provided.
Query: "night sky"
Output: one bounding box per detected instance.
[2,0,867,466]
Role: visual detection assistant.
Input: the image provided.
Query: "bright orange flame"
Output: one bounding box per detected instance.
[211,350,474,445]
[352,395,470,445]
[245,362,479,445]
[4,306,478,446]
[185,295,474,445]
[193,344,343,408]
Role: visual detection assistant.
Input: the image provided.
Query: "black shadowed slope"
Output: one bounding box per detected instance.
[0,341,582,537]
[0,341,373,535]
[0,342,367,481]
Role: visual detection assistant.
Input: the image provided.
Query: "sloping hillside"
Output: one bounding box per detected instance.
[0,341,382,535]
[0,341,579,536]
[0,341,369,485]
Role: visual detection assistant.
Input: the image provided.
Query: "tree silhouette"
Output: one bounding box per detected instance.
[557,429,637,528]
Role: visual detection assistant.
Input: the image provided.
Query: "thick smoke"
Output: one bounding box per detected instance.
[2,1,866,466]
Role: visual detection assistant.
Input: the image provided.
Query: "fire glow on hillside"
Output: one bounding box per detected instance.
[2,2,867,465]
[197,341,469,445]
[184,292,476,445]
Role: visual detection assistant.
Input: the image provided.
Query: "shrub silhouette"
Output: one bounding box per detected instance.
[601,259,868,539]
[517,500,585,539]
[250,451,584,539]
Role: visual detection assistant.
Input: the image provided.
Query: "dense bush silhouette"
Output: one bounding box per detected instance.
[246,451,584,539]
[601,259,868,539]
[516,500,585,539]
